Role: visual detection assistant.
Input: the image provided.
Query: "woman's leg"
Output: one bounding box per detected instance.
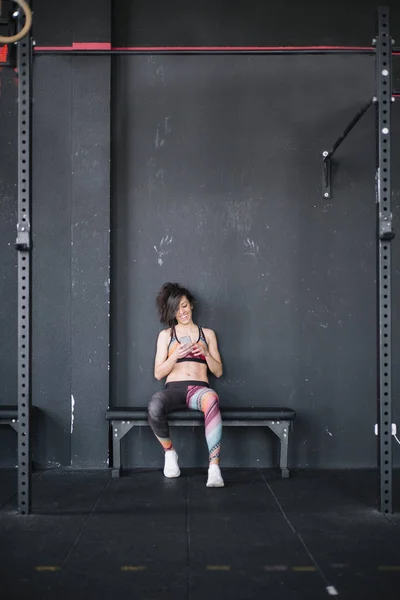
[186,386,224,486]
[147,385,186,477]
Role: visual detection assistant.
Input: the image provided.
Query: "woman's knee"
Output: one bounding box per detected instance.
[148,392,167,421]
[202,391,220,408]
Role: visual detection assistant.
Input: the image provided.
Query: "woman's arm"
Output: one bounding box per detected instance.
[193,329,223,378]
[154,329,192,380]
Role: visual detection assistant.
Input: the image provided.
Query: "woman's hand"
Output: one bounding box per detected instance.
[191,343,208,358]
[172,342,193,361]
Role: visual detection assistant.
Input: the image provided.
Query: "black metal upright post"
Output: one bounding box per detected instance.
[15,14,33,515]
[375,6,394,515]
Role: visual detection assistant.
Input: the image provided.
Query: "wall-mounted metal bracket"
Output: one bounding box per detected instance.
[15,221,31,251]
[379,212,395,241]
[322,98,374,198]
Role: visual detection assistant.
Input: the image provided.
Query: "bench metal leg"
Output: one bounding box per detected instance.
[279,432,289,479]
[111,420,135,477]
[268,421,290,478]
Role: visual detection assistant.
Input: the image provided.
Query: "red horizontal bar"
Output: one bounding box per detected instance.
[34,44,375,52]
[112,45,374,51]
[72,42,111,50]
[34,42,111,51]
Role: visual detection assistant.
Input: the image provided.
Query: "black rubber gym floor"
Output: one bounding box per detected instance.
[0,468,400,600]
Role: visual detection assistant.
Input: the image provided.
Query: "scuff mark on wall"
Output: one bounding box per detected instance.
[244,238,259,258]
[225,198,256,234]
[155,117,172,148]
[154,235,173,266]
[71,395,75,434]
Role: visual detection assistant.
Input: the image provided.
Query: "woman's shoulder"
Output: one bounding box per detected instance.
[200,326,216,338]
[158,327,174,340]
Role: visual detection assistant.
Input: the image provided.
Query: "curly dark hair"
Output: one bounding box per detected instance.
[156,282,195,328]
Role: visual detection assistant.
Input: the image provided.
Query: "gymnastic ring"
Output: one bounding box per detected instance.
[0,0,32,44]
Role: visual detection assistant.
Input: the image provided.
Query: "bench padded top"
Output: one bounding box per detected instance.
[0,405,38,420]
[0,406,18,419]
[106,407,295,421]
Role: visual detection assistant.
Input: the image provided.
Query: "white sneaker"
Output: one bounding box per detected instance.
[206,464,224,487]
[163,449,180,478]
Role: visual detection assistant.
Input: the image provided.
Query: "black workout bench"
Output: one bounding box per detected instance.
[0,404,39,436]
[0,405,20,433]
[106,407,296,479]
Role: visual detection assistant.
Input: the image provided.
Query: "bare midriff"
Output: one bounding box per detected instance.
[166,362,208,384]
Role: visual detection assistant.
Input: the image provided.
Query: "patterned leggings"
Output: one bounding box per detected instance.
[147,380,222,464]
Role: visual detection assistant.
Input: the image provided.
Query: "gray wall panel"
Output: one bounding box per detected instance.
[111,54,399,468]
[70,57,111,468]
[32,57,73,467]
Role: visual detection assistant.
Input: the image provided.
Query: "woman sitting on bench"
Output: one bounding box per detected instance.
[147,282,224,487]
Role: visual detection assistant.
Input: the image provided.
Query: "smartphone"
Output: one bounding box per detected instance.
[180,336,192,345]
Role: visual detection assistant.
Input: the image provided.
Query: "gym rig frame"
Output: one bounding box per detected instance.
[1,4,397,514]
